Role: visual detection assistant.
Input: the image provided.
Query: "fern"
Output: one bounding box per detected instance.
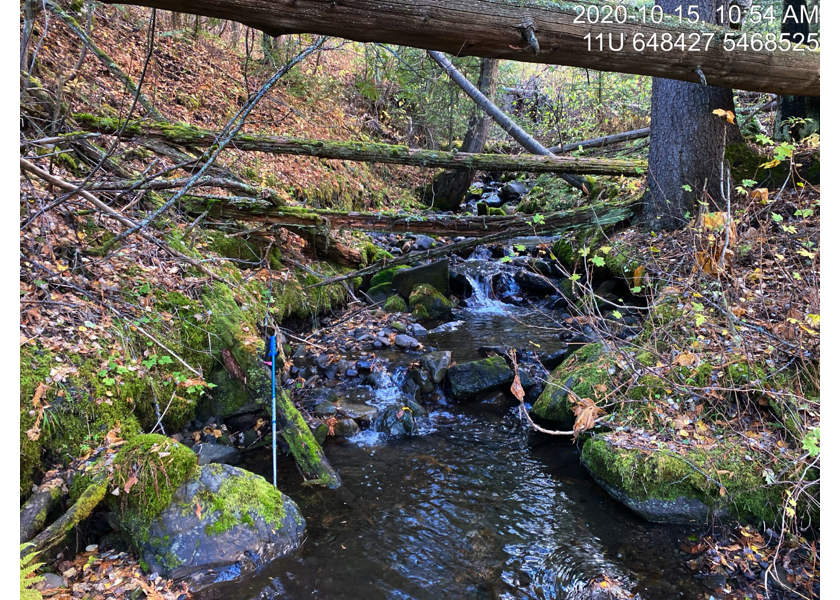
[20,544,45,600]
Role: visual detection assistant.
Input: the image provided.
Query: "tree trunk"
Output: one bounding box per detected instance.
[774,0,820,141]
[429,58,499,211]
[100,0,819,96]
[643,0,741,231]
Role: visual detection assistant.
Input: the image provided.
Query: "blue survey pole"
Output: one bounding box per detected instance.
[268,335,278,488]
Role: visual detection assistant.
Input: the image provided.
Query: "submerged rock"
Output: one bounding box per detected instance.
[446,356,513,400]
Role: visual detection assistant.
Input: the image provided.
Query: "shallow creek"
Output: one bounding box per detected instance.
[209,301,711,600]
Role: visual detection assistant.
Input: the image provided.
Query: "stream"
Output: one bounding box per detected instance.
[205,276,712,600]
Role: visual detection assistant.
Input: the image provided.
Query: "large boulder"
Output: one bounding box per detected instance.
[581,436,780,525]
[141,464,305,589]
[446,356,513,401]
[408,284,453,320]
[393,259,450,298]
[514,270,560,294]
[110,435,305,592]
[500,181,528,202]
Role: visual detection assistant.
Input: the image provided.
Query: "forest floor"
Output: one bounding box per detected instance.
[20,2,819,599]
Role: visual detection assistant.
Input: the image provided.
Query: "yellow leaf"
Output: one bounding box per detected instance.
[678,429,689,437]
[632,265,645,290]
[749,188,769,202]
[673,352,696,367]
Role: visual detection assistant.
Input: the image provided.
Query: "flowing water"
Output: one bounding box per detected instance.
[210,264,709,600]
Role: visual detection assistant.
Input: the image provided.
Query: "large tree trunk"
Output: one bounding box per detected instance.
[429,58,499,211]
[774,0,820,141]
[643,0,741,231]
[101,0,819,96]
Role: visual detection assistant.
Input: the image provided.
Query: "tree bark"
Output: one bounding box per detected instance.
[643,0,741,231]
[100,0,819,96]
[73,116,647,176]
[429,58,499,211]
[428,51,588,194]
[774,0,820,141]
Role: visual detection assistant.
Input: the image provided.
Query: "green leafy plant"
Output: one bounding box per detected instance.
[20,544,44,600]
[803,428,820,458]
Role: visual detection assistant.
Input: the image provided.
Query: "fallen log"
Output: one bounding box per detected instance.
[82,174,285,205]
[304,198,640,289]
[20,484,64,544]
[549,128,651,154]
[101,0,819,96]
[72,116,647,176]
[21,477,108,558]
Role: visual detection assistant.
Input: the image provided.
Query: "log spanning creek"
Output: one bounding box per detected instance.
[205,257,711,600]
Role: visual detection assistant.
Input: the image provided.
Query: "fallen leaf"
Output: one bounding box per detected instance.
[123,475,139,494]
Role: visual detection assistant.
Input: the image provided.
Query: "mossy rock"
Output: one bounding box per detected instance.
[369,265,410,289]
[446,355,513,401]
[408,284,453,321]
[367,282,394,303]
[530,343,605,427]
[109,434,198,525]
[136,463,306,589]
[384,295,407,313]
[581,435,783,525]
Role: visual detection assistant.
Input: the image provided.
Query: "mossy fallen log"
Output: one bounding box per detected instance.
[73,115,647,176]
[21,477,108,558]
[20,485,64,544]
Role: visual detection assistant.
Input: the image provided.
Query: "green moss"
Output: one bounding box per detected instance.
[725,141,790,188]
[203,466,288,536]
[531,343,608,426]
[582,436,782,524]
[413,304,429,320]
[384,295,407,313]
[111,434,197,525]
[367,282,393,299]
[408,284,452,320]
[488,207,506,216]
[369,265,410,289]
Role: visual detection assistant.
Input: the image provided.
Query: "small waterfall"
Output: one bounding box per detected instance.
[463,272,508,313]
